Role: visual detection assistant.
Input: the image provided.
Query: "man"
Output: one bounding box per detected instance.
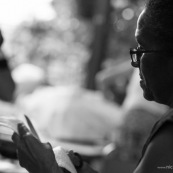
[12,0,173,172]
[130,1,173,172]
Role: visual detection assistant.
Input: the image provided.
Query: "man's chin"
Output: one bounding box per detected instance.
[140,82,154,101]
[143,91,154,101]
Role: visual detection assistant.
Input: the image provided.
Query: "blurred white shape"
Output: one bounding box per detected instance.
[32,1,56,21]
[18,86,122,155]
[0,0,55,29]
[53,146,77,173]
[12,63,45,96]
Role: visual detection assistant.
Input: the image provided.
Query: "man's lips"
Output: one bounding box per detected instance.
[140,79,143,85]
[140,79,145,89]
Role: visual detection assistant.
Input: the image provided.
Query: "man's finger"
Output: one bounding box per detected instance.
[67,150,83,168]
[15,124,51,162]
[18,123,31,137]
[12,132,21,147]
[24,137,54,161]
[78,162,98,173]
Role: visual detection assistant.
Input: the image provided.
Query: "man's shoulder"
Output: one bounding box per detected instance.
[148,108,173,141]
[138,109,173,163]
[134,109,173,173]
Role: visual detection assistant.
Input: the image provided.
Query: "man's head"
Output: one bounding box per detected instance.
[144,0,173,47]
[132,0,173,106]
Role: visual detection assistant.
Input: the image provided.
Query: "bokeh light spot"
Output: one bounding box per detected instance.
[122,8,134,20]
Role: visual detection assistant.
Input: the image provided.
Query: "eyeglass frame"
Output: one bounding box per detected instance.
[130,48,173,67]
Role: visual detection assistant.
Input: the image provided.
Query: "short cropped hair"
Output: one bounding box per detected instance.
[144,0,173,47]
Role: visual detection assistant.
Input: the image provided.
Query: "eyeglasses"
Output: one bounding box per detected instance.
[130,47,173,67]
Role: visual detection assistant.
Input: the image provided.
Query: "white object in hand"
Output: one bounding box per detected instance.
[53,146,77,173]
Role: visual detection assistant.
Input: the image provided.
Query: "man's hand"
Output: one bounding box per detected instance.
[76,162,98,173]
[67,151,98,173]
[12,123,63,173]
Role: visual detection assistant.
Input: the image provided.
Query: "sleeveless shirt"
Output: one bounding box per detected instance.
[137,108,173,165]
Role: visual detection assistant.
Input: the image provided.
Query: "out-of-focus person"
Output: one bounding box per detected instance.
[0,30,15,102]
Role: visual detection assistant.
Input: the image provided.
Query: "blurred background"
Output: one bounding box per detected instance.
[0,0,169,173]
[0,0,144,89]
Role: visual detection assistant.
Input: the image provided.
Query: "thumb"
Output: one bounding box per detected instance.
[12,132,21,147]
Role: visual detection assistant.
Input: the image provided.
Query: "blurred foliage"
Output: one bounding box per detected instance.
[75,0,145,65]
[7,0,145,85]
[9,0,92,85]
[105,0,145,66]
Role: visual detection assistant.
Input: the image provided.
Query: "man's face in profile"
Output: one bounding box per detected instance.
[134,10,173,105]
